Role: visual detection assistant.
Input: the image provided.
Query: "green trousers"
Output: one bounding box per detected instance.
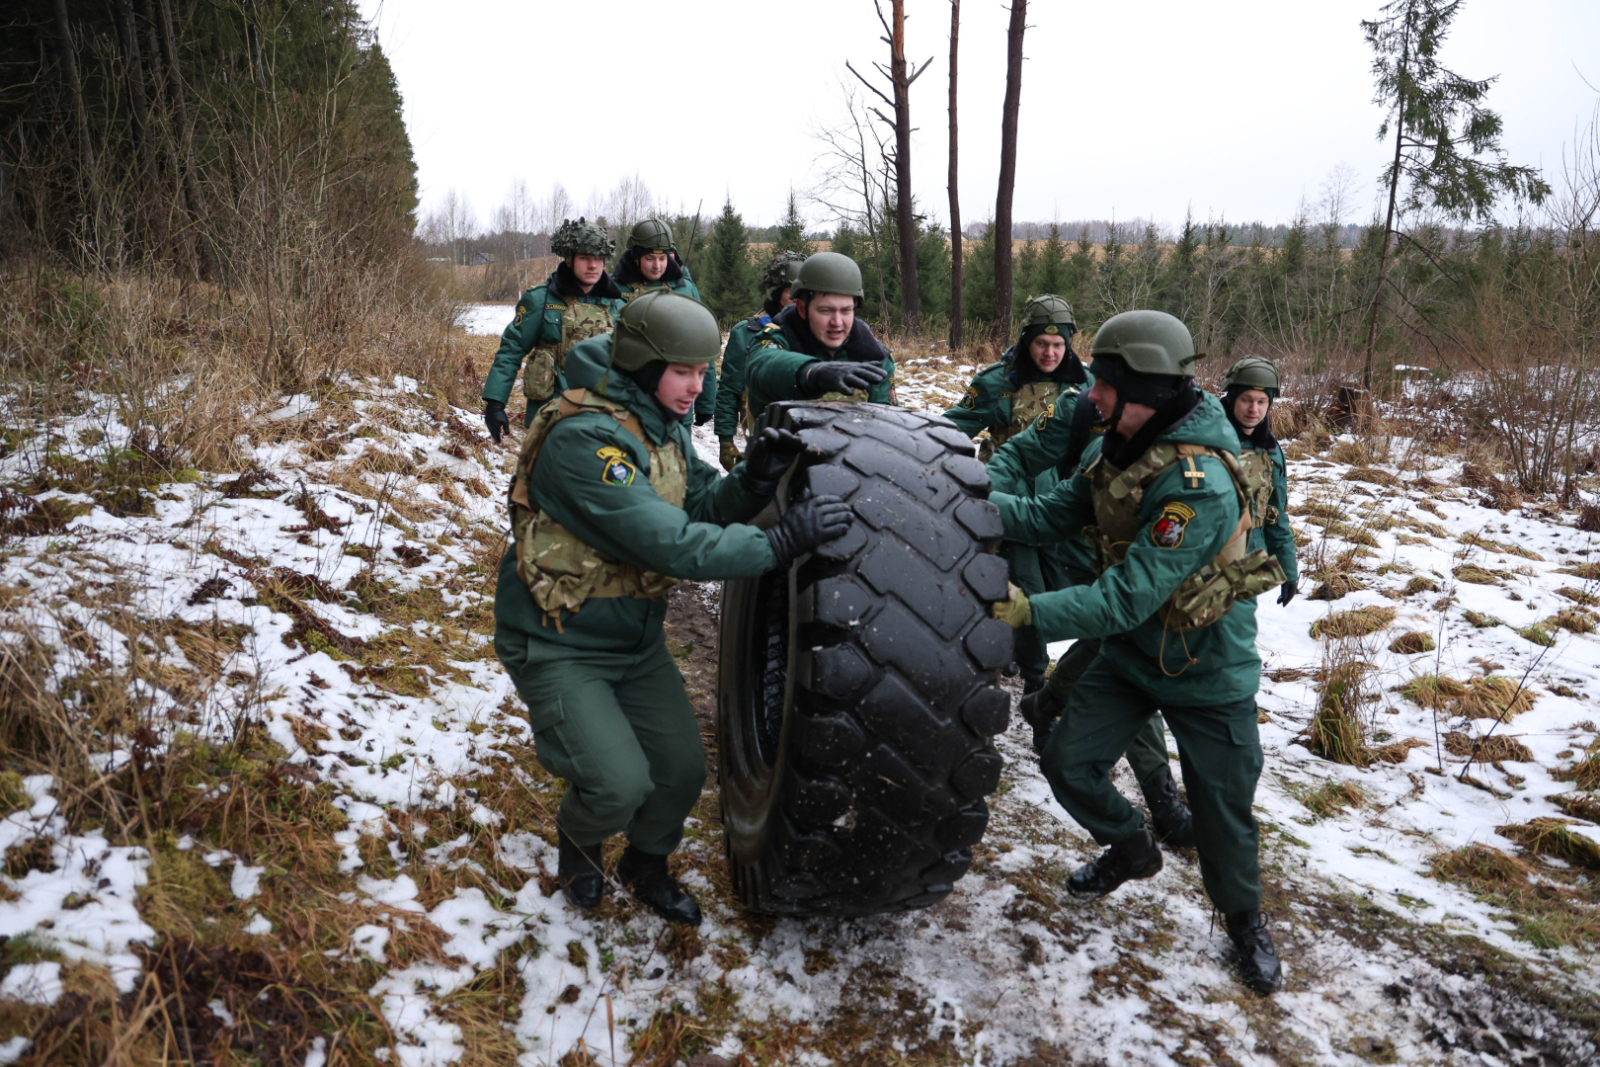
[1041,656,1264,913]
[1008,543,1072,684]
[1046,637,1169,784]
[494,630,705,855]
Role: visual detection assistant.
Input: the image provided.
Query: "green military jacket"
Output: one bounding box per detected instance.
[943,350,1082,458]
[1242,434,1298,583]
[992,392,1261,705]
[742,305,895,425]
[482,269,626,422]
[713,311,771,439]
[982,380,1098,580]
[495,335,777,653]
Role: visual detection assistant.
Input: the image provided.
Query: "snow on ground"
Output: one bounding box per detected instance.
[0,330,1597,1064]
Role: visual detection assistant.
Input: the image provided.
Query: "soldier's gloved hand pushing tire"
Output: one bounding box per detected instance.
[484,400,510,444]
[765,494,854,566]
[741,428,806,496]
[800,359,886,397]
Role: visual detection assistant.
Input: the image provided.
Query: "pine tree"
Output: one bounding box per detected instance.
[962,223,998,329]
[1036,222,1067,299]
[700,197,757,325]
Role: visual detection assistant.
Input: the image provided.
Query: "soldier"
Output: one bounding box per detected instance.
[494,289,855,924]
[1220,356,1298,606]
[482,217,625,442]
[944,294,1087,695]
[989,310,1287,994]
[741,251,894,427]
[613,217,715,426]
[978,327,1196,850]
[715,250,806,471]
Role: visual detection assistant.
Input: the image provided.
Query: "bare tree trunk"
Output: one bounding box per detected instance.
[887,0,921,331]
[994,0,1026,341]
[1362,86,1405,392]
[154,0,214,279]
[947,0,963,350]
[51,0,101,233]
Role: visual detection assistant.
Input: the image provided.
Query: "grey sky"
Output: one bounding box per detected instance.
[361,0,1600,234]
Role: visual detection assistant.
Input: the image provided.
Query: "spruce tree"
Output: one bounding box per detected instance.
[774,191,816,256]
[701,197,757,325]
[1036,222,1067,299]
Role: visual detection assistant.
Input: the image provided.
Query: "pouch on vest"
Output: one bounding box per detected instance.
[522,301,615,403]
[508,389,686,628]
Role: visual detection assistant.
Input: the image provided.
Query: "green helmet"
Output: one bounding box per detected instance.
[610,290,721,372]
[1020,294,1076,332]
[761,250,807,292]
[627,217,676,255]
[1221,355,1280,394]
[1089,310,1201,377]
[551,217,616,259]
[792,251,864,300]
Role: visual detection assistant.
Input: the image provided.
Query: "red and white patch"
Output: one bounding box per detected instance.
[1150,502,1196,548]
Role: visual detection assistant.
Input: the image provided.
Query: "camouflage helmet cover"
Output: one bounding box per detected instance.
[551,217,616,259]
[1221,355,1280,394]
[761,250,808,292]
[610,290,722,372]
[792,251,865,299]
[1089,310,1201,377]
[627,217,676,255]
[1020,293,1076,332]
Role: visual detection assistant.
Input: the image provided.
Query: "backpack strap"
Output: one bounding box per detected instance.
[509,389,649,511]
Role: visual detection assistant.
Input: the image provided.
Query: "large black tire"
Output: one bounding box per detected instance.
[717,402,1013,917]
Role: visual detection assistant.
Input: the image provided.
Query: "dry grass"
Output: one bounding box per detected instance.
[1310,605,1396,640]
[1428,843,1600,947]
[1400,674,1539,722]
[1443,732,1534,763]
[1389,631,1437,654]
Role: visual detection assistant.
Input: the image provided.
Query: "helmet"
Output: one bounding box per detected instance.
[627,217,675,255]
[551,217,616,259]
[1020,294,1076,332]
[610,290,722,372]
[1221,355,1280,394]
[761,250,808,292]
[791,251,864,300]
[1089,310,1201,377]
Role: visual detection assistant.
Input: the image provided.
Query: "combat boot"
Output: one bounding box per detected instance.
[1225,909,1284,994]
[1140,765,1196,848]
[1066,827,1162,898]
[1018,686,1064,755]
[556,828,608,910]
[617,844,702,926]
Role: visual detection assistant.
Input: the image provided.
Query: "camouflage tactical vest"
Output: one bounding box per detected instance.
[522,300,616,403]
[620,280,670,303]
[1082,441,1286,659]
[509,389,687,626]
[980,380,1062,462]
[1237,446,1278,529]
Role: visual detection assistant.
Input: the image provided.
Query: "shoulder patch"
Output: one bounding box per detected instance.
[1150,501,1196,548]
[1032,401,1057,431]
[597,445,637,487]
[513,304,526,328]
[958,385,979,411]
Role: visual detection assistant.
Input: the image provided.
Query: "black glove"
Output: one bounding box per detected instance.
[484,400,510,444]
[694,411,713,426]
[742,428,806,496]
[1018,686,1065,755]
[1277,579,1298,607]
[765,494,854,567]
[800,360,887,397]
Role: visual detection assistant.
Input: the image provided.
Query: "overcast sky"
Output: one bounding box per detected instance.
[360,0,1600,235]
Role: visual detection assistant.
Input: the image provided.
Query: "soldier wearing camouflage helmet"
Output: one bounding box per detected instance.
[1220,356,1299,606]
[713,250,806,471]
[482,218,626,442]
[741,251,895,426]
[613,218,716,427]
[494,289,856,925]
[989,309,1288,995]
